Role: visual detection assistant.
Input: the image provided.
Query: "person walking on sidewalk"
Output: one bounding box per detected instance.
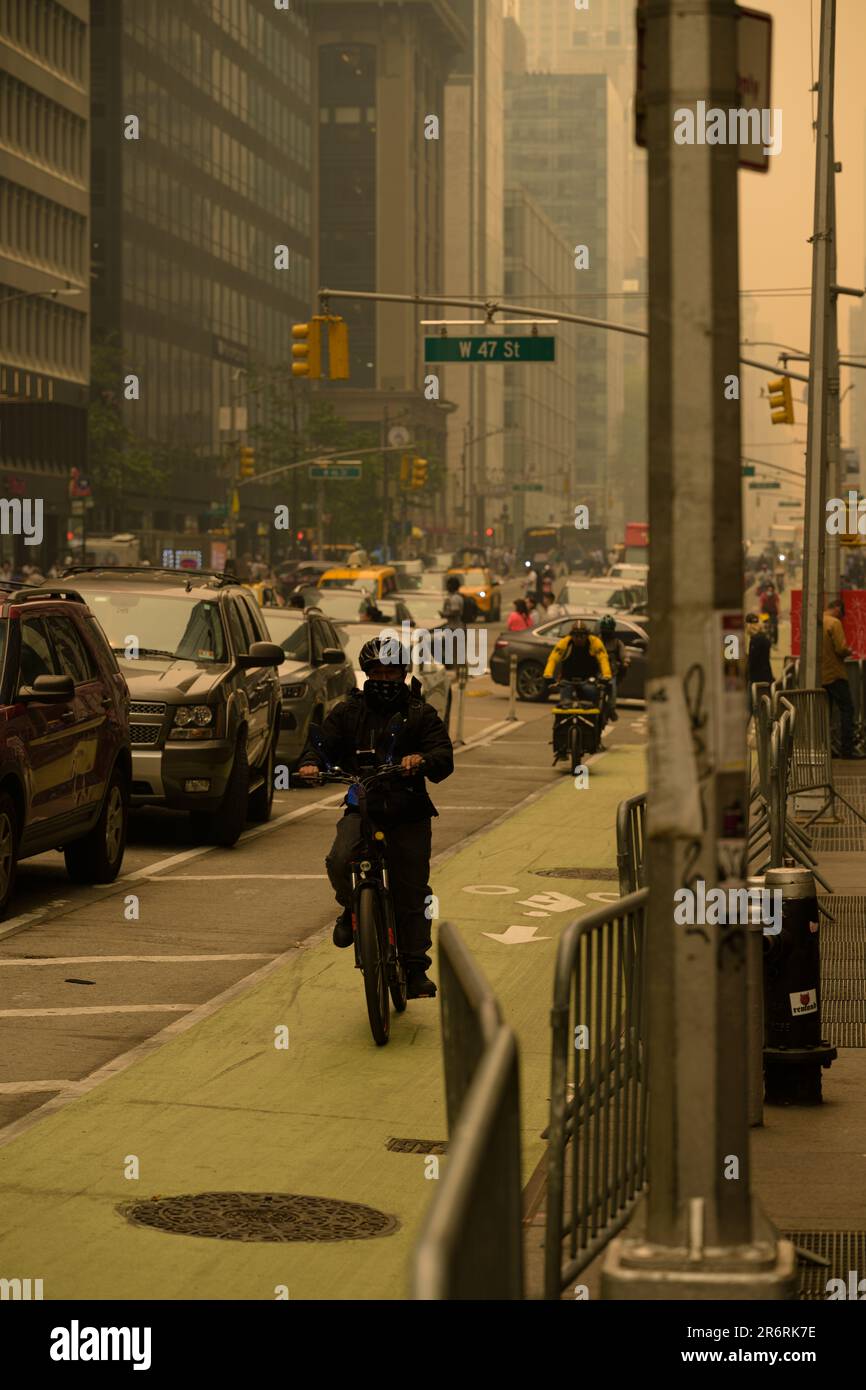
[823,599,863,759]
[746,612,774,715]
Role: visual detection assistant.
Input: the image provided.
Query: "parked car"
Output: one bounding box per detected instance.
[608,563,649,583]
[0,584,132,917]
[337,622,452,729]
[59,568,283,845]
[554,579,645,613]
[261,606,355,768]
[489,612,649,702]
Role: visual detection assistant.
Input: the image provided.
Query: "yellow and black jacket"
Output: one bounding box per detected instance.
[543,633,611,682]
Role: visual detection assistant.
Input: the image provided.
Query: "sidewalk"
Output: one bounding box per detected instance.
[0,726,644,1300]
[531,755,866,1300]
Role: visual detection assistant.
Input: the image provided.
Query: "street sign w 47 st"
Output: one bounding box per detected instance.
[425,336,555,363]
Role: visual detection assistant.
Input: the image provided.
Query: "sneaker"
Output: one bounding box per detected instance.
[407,970,437,999]
[332,908,354,948]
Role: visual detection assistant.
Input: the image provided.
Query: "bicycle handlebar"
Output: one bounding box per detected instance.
[298,760,425,789]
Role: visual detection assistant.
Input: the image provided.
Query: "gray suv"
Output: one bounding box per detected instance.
[260,605,355,768]
[59,569,283,845]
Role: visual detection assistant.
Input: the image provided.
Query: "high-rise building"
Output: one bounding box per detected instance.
[0,0,90,568]
[90,0,313,558]
[310,2,469,546]
[503,187,579,546]
[505,71,626,528]
[442,0,505,541]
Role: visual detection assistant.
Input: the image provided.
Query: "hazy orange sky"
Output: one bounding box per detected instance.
[739,0,866,451]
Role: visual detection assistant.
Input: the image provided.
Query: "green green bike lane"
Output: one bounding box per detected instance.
[0,741,645,1301]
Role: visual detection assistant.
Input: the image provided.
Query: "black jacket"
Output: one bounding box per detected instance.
[747,630,774,685]
[301,682,454,823]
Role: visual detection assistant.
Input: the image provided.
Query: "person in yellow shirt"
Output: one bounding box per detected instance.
[544,621,612,700]
[822,599,862,759]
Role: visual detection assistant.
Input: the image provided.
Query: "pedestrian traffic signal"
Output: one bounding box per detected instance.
[239,446,255,478]
[292,318,323,379]
[768,376,794,425]
[327,316,350,380]
[412,457,428,488]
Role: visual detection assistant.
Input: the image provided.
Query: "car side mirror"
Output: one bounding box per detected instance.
[237,641,284,668]
[319,647,344,665]
[19,673,75,702]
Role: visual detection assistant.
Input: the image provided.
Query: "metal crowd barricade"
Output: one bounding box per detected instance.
[412,922,523,1299]
[785,687,866,830]
[544,889,649,1299]
[615,793,646,895]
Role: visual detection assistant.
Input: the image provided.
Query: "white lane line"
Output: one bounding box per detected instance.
[120,790,346,882]
[0,1080,77,1094]
[141,874,329,881]
[0,954,273,967]
[0,1005,194,1018]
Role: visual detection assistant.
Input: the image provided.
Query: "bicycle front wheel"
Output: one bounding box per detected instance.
[568,720,583,773]
[358,887,390,1045]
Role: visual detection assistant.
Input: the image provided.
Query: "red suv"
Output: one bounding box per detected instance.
[0,585,132,918]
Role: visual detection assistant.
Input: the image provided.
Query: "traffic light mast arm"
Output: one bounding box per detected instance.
[237,442,419,486]
[316,286,812,381]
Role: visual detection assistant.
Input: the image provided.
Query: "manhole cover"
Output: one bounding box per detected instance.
[532,868,619,880]
[386,1137,448,1154]
[119,1192,399,1243]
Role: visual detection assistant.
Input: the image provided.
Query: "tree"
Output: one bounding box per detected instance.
[88,336,166,530]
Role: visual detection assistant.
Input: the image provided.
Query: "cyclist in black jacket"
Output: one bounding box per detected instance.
[298,636,454,998]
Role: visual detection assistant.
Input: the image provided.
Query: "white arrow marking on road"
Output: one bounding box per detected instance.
[482,924,551,944]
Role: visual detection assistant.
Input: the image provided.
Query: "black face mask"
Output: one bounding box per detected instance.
[363,679,406,712]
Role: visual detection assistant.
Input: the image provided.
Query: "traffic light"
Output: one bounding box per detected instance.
[412,456,428,488]
[485,527,494,538]
[239,446,255,478]
[292,317,323,378]
[327,316,350,380]
[767,376,794,425]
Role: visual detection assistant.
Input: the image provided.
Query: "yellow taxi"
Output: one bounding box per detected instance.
[317,566,398,601]
[446,565,501,622]
[244,580,283,608]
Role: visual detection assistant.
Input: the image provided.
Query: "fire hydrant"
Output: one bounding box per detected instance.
[762,867,836,1105]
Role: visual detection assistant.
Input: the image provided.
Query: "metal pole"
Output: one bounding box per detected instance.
[453,662,468,747]
[315,480,324,561]
[506,652,518,722]
[801,0,837,687]
[602,0,794,1299]
[382,406,389,560]
[824,145,841,605]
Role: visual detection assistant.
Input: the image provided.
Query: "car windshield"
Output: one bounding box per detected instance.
[319,576,376,592]
[395,574,424,590]
[315,591,375,621]
[462,570,487,586]
[262,610,310,660]
[561,583,625,607]
[74,586,228,662]
[341,629,377,669]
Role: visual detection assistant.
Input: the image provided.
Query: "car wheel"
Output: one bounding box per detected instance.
[517,660,547,702]
[64,766,129,885]
[248,728,276,823]
[195,738,250,848]
[0,792,20,920]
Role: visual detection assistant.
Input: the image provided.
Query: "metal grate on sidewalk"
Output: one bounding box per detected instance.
[817,897,866,1047]
[784,1231,866,1300]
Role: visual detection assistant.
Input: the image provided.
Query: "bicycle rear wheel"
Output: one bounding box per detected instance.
[358,887,390,1045]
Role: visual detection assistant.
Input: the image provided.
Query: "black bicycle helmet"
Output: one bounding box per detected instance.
[358,636,410,673]
[599,615,616,634]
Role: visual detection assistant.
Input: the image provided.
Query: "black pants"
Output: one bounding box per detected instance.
[824,677,856,757]
[325,813,433,970]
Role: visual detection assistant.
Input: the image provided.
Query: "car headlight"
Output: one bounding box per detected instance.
[479,590,486,598]
[281,683,308,700]
[172,705,214,728]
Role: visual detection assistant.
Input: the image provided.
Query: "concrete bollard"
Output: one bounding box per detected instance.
[453,662,468,747]
[506,652,518,722]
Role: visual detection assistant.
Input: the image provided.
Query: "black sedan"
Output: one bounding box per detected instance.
[489,612,649,702]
